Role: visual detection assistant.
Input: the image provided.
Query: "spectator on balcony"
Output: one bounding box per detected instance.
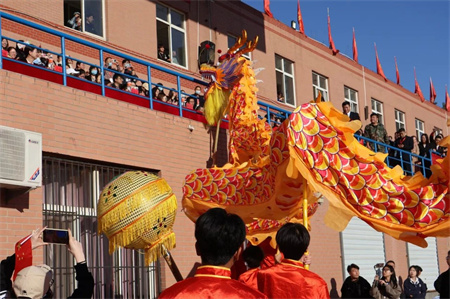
[394,128,414,174]
[75,61,84,73]
[418,134,432,177]
[432,134,447,157]
[152,83,165,99]
[185,97,196,110]
[67,12,82,31]
[187,86,205,110]
[112,73,125,89]
[342,101,360,121]
[85,14,96,34]
[86,66,99,82]
[6,47,16,59]
[364,113,389,153]
[167,90,179,104]
[180,90,187,105]
[1,38,8,57]
[157,44,171,63]
[66,57,74,69]
[15,40,27,61]
[141,83,150,97]
[21,45,38,64]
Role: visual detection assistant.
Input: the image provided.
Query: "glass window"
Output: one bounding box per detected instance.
[395,109,405,132]
[156,3,187,67]
[64,0,104,38]
[227,35,251,60]
[415,119,424,140]
[344,86,358,113]
[371,98,384,124]
[312,72,328,101]
[275,55,296,106]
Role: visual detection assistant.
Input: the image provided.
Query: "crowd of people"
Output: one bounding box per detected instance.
[1,37,205,113]
[341,101,447,176]
[1,208,449,298]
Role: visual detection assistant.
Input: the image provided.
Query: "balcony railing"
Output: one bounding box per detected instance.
[0,11,439,178]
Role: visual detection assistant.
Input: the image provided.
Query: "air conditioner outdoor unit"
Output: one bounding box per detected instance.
[0,125,42,189]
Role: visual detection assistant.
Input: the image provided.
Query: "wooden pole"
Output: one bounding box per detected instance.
[212,119,222,166]
[302,178,310,270]
[162,244,183,282]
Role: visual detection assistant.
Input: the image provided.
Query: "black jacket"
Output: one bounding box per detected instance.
[403,277,427,299]
[341,276,372,298]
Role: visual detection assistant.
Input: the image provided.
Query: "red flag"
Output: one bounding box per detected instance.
[297,0,305,34]
[394,57,400,85]
[429,77,437,103]
[414,68,425,103]
[374,44,387,81]
[264,0,273,18]
[352,28,358,63]
[327,13,339,55]
[13,234,33,280]
[445,85,450,112]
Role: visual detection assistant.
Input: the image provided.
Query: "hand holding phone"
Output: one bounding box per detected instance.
[43,228,69,245]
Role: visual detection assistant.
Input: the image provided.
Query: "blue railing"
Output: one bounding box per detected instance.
[0,11,440,177]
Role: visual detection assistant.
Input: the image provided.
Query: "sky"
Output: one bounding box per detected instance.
[242,0,450,109]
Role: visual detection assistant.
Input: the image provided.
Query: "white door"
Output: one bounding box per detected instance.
[407,238,440,290]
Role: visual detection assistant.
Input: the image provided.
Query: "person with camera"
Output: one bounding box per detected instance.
[370,264,401,299]
[0,227,94,299]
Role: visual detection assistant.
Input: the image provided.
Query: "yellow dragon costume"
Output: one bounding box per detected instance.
[182,31,449,248]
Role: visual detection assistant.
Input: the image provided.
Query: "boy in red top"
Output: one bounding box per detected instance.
[239,245,265,290]
[159,208,266,299]
[257,223,330,299]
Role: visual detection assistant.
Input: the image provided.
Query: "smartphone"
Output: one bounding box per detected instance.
[43,228,69,244]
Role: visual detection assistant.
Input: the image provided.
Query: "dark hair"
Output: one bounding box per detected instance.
[276,223,310,260]
[243,246,264,269]
[420,133,429,144]
[2,38,9,49]
[385,260,395,266]
[104,56,112,63]
[24,44,36,57]
[113,73,123,82]
[195,208,246,266]
[347,263,359,273]
[382,264,398,288]
[342,101,351,108]
[122,59,130,65]
[158,44,164,48]
[398,128,406,133]
[370,113,379,119]
[408,265,420,276]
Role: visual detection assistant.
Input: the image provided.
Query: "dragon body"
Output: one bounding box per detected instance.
[183,32,449,248]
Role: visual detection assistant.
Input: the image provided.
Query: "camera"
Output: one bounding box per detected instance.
[374,262,384,279]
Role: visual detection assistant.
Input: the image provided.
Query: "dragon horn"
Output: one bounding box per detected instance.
[228,30,248,54]
[237,36,259,56]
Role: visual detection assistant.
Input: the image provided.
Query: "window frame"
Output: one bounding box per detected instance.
[344,86,358,113]
[275,54,296,107]
[394,109,406,132]
[64,0,106,39]
[312,71,329,102]
[415,119,425,140]
[156,3,188,69]
[371,98,384,125]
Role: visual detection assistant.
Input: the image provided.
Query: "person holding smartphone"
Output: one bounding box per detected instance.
[370,265,402,299]
[0,228,94,299]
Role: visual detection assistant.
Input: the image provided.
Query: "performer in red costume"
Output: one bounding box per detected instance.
[257,223,330,299]
[239,245,265,290]
[159,208,267,299]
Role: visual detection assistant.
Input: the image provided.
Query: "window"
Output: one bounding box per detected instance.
[275,55,296,106]
[64,0,104,37]
[227,35,251,60]
[344,86,358,112]
[415,119,425,140]
[407,239,440,290]
[395,109,405,132]
[43,157,160,298]
[371,98,384,124]
[156,4,187,67]
[312,72,329,101]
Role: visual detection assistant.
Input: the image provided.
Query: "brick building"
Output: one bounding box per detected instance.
[0,0,448,298]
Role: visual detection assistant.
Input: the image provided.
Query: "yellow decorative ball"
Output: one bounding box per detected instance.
[97,171,177,265]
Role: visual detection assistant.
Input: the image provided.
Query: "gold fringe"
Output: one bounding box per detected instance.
[102,193,177,254]
[144,232,176,266]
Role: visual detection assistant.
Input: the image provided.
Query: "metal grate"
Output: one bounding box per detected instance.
[42,156,161,299]
[0,128,25,181]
